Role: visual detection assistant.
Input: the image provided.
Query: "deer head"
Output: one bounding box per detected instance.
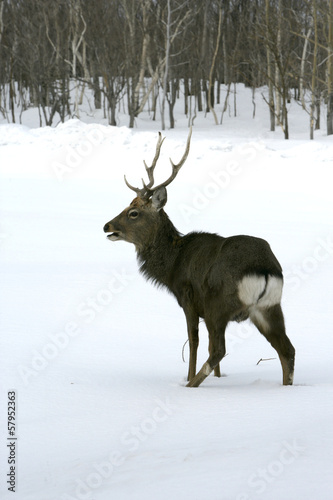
[103,128,192,250]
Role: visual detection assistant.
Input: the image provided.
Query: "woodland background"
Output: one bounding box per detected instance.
[0,0,332,138]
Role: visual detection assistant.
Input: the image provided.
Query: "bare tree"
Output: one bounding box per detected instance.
[327,0,333,135]
[265,0,275,131]
[310,0,318,139]
[208,1,222,125]
[300,24,313,110]
[85,0,126,125]
[160,0,193,129]
[66,0,90,117]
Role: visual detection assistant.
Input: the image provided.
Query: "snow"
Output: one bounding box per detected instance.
[1,85,333,500]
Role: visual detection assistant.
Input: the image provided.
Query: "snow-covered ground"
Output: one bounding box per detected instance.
[1,86,333,500]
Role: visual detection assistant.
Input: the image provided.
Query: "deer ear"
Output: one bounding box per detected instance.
[151,186,167,211]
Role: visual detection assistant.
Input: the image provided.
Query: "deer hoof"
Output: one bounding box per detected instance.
[186,362,212,387]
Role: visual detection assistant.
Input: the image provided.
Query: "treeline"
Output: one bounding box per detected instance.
[0,0,332,138]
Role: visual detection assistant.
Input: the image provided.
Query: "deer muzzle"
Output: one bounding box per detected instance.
[103,221,123,241]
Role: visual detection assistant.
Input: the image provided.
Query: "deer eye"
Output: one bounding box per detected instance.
[128,209,139,219]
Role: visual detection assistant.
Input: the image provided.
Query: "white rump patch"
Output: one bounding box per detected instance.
[259,276,283,308]
[238,275,283,308]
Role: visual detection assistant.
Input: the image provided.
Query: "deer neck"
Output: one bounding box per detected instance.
[136,210,181,288]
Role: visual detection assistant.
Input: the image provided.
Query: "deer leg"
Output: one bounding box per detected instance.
[250,304,295,385]
[209,336,221,377]
[187,321,227,388]
[183,307,199,381]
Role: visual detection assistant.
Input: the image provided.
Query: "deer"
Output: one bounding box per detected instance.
[103,128,295,388]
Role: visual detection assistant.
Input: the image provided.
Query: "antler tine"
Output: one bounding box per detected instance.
[169,125,192,171]
[148,126,192,193]
[142,132,165,190]
[124,132,166,198]
[124,174,145,196]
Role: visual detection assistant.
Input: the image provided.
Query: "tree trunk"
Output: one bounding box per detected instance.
[133,4,150,117]
[93,75,101,109]
[184,78,189,115]
[161,0,171,130]
[208,2,222,125]
[265,0,275,131]
[275,0,282,126]
[222,0,229,84]
[282,86,289,139]
[300,27,312,110]
[167,78,178,128]
[109,95,117,126]
[327,0,333,135]
[310,0,318,140]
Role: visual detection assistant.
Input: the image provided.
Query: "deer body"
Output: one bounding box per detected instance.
[104,130,295,388]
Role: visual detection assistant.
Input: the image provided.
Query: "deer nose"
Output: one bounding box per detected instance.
[104,222,111,232]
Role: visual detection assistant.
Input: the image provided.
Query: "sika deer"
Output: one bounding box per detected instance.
[103,129,295,388]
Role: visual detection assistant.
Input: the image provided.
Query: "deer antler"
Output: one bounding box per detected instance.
[124,127,192,199]
[143,132,165,190]
[147,127,192,194]
[124,132,165,198]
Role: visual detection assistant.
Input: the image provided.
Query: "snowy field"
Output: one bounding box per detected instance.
[1,86,333,500]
